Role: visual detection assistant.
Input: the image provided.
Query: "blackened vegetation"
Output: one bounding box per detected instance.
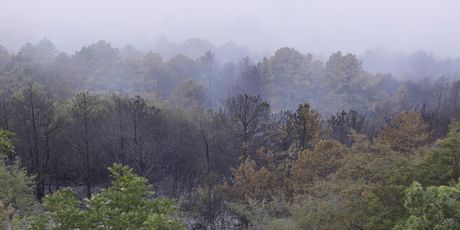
[1,39,460,229]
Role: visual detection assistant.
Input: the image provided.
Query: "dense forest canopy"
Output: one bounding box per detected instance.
[2,39,460,113]
[1,37,460,229]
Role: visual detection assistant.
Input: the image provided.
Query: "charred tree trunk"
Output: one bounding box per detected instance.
[82,94,92,198]
[115,97,126,165]
[27,86,44,200]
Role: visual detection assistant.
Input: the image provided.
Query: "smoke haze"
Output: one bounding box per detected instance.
[1,0,459,57]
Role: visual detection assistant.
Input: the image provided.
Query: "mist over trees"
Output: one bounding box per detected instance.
[2,38,460,229]
[362,48,460,80]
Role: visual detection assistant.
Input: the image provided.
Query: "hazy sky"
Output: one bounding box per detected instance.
[1,0,459,56]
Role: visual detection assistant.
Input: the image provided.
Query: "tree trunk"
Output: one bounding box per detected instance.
[28,88,44,200]
[117,99,125,164]
[83,95,91,198]
[1,201,13,230]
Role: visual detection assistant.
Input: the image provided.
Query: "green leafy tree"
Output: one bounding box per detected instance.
[30,163,184,230]
[418,121,460,185]
[0,130,38,230]
[394,181,460,230]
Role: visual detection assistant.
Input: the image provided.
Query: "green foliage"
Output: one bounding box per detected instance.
[228,197,295,230]
[0,130,39,230]
[288,181,365,230]
[0,161,39,227]
[394,181,460,230]
[0,130,13,156]
[41,188,85,229]
[418,121,460,185]
[228,199,268,229]
[29,163,184,230]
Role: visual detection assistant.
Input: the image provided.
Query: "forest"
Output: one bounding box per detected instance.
[1,38,460,229]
